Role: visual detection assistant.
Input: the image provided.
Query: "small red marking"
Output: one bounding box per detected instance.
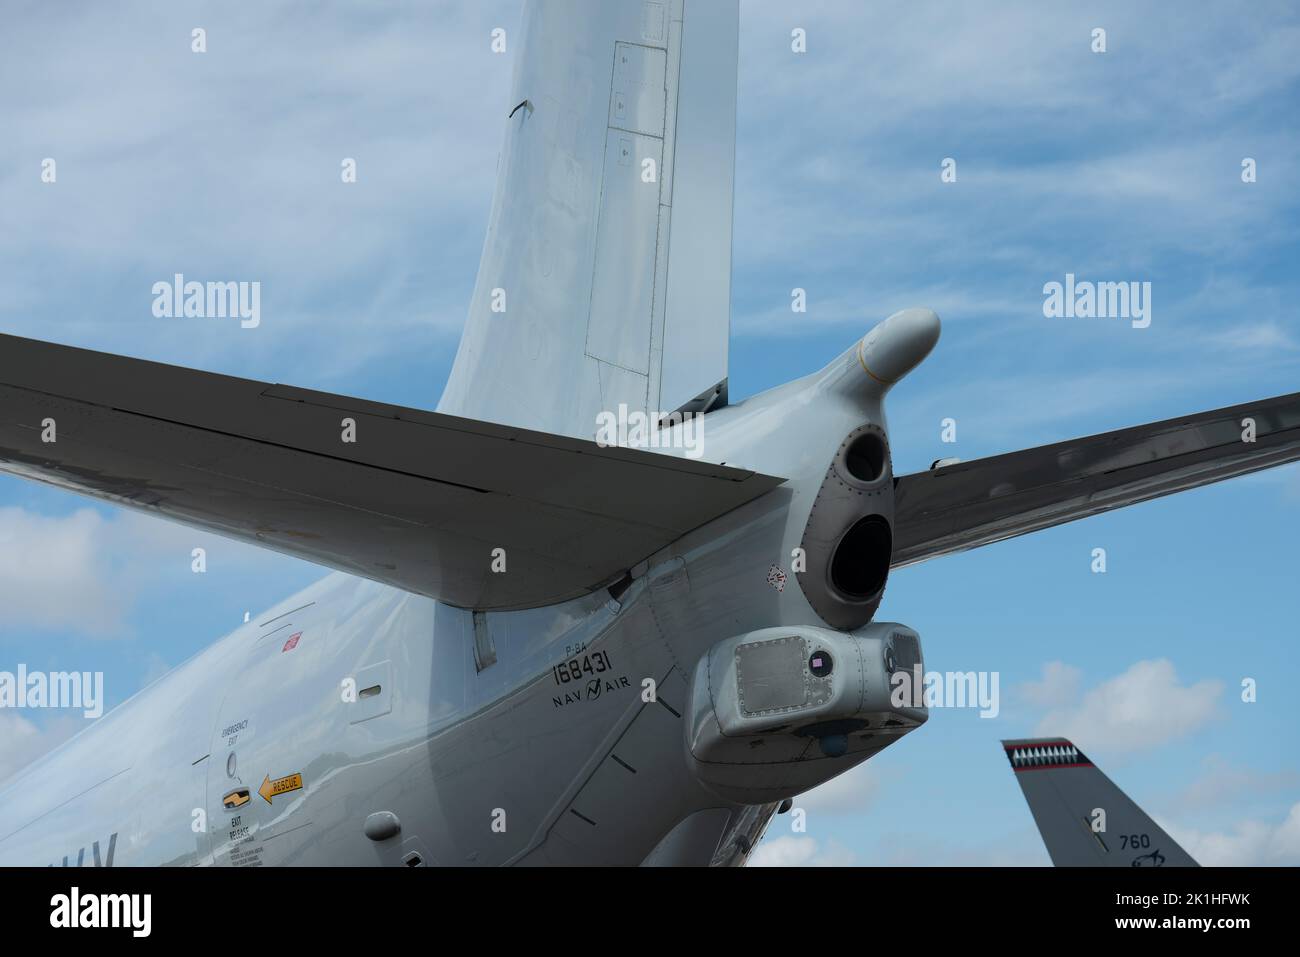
[767,565,787,592]
[282,632,301,653]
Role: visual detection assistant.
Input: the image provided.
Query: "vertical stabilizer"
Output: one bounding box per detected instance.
[438,0,738,439]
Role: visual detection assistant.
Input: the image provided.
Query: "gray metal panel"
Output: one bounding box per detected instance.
[893,391,1300,566]
[0,334,783,611]
[735,635,808,715]
[657,0,737,414]
[584,129,663,374]
[608,42,667,136]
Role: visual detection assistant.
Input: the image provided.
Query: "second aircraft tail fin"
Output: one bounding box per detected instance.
[1003,738,1198,867]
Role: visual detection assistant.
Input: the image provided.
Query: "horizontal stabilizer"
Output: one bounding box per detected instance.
[894,391,1300,566]
[0,335,782,610]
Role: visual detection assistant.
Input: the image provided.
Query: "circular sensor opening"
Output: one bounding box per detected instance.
[830,515,892,599]
[809,650,834,678]
[843,432,887,483]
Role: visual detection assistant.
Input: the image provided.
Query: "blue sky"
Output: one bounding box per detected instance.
[1,1,1298,865]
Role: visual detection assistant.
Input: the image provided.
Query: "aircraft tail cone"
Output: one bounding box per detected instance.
[855,307,941,393]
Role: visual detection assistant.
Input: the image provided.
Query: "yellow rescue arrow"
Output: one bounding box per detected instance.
[258,772,304,805]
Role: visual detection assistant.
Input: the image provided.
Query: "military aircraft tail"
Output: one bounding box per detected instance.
[437,0,740,439]
[1003,737,1198,867]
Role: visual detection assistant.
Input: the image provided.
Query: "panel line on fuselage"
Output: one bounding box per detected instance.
[0,766,133,845]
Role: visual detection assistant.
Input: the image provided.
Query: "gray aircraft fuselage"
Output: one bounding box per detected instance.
[6,0,1289,868]
[0,314,938,867]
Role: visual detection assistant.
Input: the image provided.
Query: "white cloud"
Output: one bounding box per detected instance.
[1206,321,1298,352]
[874,830,1050,867]
[792,760,882,815]
[0,1,520,388]
[1166,755,1300,815]
[1027,659,1222,755]
[1168,803,1300,866]
[0,504,314,638]
[1019,661,1083,709]
[0,507,128,635]
[748,835,857,867]
[0,712,81,786]
[729,0,1300,442]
